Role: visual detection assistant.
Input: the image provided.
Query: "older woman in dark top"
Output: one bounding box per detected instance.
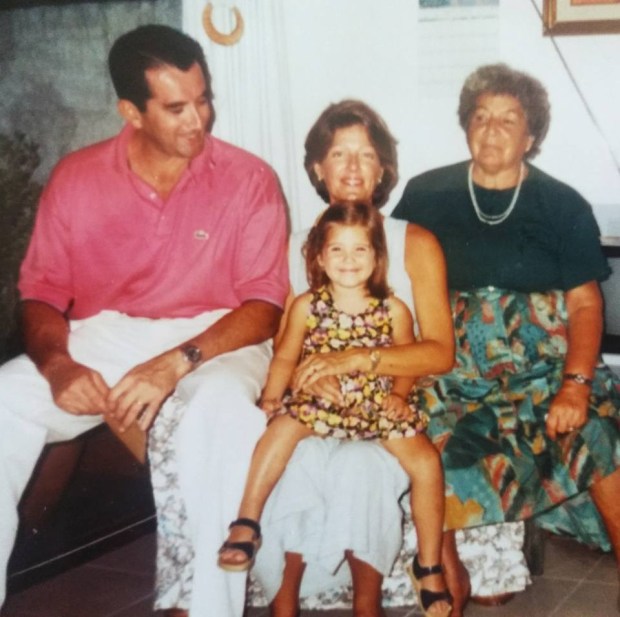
[393,63,620,610]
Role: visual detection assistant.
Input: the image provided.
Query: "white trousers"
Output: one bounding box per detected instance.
[0,310,271,613]
[149,337,270,617]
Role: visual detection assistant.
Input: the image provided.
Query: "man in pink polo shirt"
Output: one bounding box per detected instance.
[0,25,288,616]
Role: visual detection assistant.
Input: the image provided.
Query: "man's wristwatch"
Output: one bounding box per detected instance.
[563,372,593,387]
[180,344,203,368]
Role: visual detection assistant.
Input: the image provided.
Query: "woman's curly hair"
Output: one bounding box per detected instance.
[458,63,551,159]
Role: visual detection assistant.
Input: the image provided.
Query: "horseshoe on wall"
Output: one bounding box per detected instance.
[202,2,244,46]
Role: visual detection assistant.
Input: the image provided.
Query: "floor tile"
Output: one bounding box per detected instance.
[547,580,618,617]
[298,608,417,616]
[111,596,158,617]
[584,552,618,585]
[2,565,153,617]
[3,530,619,617]
[86,532,156,575]
[300,609,351,617]
[463,578,570,617]
[541,535,603,581]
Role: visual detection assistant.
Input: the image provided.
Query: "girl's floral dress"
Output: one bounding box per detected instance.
[280,286,427,440]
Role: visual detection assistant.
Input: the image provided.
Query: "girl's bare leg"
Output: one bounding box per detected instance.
[220,416,313,565]
[382,434,451,616]
[269,552,306,617]
[345,550,386,617]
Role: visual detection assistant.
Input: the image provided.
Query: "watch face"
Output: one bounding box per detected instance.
[182,345,202,365]
[564,373,592,386]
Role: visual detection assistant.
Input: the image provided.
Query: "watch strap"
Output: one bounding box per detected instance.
[563,372,593,387]
[180,344,203,367]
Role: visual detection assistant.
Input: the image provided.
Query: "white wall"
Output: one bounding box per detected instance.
[271,0,620,232]
[284,0,620,229]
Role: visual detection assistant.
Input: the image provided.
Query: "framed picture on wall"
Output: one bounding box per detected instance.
[543,0,620,35]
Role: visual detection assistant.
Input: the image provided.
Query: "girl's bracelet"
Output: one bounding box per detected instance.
[368,349,381,372]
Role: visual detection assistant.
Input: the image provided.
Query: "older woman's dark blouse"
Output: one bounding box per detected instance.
[392,161,610,292]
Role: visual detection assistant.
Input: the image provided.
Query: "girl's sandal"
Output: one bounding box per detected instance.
[406,554,453,617]
[217,517,262,572]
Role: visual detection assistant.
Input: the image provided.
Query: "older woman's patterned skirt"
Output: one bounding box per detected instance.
[420,287,620,546]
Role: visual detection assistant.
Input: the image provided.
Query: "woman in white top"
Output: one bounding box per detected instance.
[252,100,527,617]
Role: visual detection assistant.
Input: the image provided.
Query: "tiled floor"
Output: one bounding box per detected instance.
[2,532,618,617]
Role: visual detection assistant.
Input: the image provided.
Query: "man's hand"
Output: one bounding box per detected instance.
[22,300,109,415]
[44,355,110,415]
[108,351,181,431]
[107,300,283,431]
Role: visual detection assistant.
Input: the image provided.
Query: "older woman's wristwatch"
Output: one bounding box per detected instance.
[563,372,593,387]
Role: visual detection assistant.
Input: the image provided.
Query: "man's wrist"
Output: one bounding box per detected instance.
[40,351,74,381]
[179,343,203,373]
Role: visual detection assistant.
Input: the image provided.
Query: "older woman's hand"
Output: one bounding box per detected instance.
[545,381,590,440]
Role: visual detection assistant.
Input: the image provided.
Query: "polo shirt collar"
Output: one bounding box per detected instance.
[113,123,217,186]
[185,132,217,183]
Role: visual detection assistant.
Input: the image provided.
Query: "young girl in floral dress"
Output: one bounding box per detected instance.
[218,202,452,617]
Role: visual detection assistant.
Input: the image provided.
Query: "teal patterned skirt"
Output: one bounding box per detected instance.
[419,287,620,547]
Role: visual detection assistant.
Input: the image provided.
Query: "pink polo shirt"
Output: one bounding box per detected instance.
[19,125,289,320]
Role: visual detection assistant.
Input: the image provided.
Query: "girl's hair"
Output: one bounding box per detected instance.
[304,202,390,299]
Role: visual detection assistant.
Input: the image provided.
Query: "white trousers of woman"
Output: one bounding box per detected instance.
[0,309,271,615]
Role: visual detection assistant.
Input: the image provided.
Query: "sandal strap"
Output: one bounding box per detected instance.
[228,517,261,539]
[413,554,443,579]
[419,588,453,612]
[218,540,257,560]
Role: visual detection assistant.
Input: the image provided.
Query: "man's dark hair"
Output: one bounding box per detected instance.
[108,24,213,112]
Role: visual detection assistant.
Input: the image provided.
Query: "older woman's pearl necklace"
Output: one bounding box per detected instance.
[468,162,525,226]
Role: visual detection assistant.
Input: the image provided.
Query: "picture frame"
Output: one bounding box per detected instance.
[543,0,620,35]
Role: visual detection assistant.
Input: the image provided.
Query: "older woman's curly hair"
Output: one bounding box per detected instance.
[304,100,398,208]
[458,63,551,159]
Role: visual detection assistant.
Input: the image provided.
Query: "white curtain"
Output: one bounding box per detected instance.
[182,0,302,230]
